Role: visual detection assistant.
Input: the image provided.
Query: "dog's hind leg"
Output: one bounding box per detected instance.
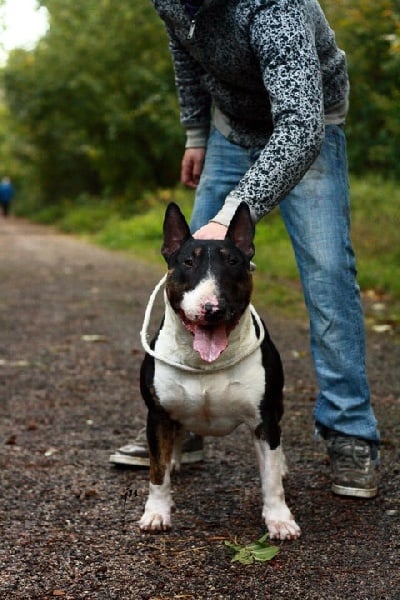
[253,437,301,540]
[139,411,181,532]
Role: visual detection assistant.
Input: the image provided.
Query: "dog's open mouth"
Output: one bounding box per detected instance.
[191,323,228,362]
[179,312,237,363]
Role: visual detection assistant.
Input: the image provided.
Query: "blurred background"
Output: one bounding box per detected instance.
[1,0,399,319]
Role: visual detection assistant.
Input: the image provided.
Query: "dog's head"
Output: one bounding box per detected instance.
[161,202,255,363]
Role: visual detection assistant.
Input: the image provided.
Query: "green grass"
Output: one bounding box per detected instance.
[21,175,400,320]
[98,176,400,320]
[350,177,400,296]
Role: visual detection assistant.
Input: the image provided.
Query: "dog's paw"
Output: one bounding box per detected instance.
[264,508,301,540]
[139,510,171,532]
[266,518,301,540]
[139,488,173,532]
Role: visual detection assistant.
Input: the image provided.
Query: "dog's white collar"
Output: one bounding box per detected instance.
[140,274,265,373]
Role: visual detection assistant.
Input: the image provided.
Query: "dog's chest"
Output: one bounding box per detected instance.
[152,323,265,436]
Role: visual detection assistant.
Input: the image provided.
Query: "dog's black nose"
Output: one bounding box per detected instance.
[204,301,225,320]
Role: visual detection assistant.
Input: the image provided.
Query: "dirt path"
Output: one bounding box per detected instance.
[1,216,399,599]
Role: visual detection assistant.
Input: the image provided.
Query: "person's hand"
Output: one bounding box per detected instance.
[193,222,227,240]
[181,147,206,188]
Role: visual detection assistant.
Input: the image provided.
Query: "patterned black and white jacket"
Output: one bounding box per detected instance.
[152,0,349,223]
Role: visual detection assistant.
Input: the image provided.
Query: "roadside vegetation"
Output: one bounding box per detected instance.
[18,174,400,323]
[0,0,399,322]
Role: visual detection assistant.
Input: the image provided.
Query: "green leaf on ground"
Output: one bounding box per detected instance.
[225,534,280,564]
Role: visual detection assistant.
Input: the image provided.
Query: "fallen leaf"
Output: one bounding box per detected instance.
[44,447,58,457]
[0,359,31,367]
[371,302,386,312]
[291,350,308,359]
[81,334,108,343]
[372,324,392,333]
[225,533,279,564]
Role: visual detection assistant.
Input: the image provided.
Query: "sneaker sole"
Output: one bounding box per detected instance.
[109,453,150,467]
[109,449,204,468]
[331,483,378,499]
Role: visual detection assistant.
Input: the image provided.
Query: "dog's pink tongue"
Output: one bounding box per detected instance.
[193,325,228,362]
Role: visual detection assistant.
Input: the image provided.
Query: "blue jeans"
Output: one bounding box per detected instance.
[190,125,379,444]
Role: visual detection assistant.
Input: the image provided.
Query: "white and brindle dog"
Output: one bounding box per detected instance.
[139,202,300,540]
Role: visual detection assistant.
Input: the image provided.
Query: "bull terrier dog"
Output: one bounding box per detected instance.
[139,202,300,540]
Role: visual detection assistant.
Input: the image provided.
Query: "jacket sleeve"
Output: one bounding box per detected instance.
[213,3,326,225]
[167,27,212,147]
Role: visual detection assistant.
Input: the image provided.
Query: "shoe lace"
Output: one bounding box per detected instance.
[133,426,147,444]
[331,437,371,471]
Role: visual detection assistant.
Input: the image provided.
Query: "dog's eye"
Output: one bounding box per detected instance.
[226,256,239,266]
[183,257,193,267]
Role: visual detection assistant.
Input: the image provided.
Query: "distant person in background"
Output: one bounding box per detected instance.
[0,177,15,218]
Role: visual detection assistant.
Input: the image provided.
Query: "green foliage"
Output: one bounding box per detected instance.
[1,0,399,210]
[20,176,399,321]
[225,534,280,565]
[322,0,400,177]
[349,175,400,296]
[95,187,186,262]
[57,199,116,234]
[2,0,182,206]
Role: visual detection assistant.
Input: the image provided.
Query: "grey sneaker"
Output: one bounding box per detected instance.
[109,428,204,467]
[326,432,379,498]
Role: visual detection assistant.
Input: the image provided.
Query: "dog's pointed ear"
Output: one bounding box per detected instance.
[225,202,255,259]
[161,202,192,260]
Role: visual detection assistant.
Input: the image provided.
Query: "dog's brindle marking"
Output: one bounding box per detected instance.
[139,202,300,540]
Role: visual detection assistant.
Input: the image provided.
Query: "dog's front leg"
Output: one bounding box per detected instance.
[171,427,185,472]
[139,412,179,532]
[254,438,301,540]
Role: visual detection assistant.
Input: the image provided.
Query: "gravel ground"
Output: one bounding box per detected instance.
[1,216,399,599]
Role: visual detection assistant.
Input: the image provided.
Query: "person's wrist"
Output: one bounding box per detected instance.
[185,126,209,148]
[208,219,229,228]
